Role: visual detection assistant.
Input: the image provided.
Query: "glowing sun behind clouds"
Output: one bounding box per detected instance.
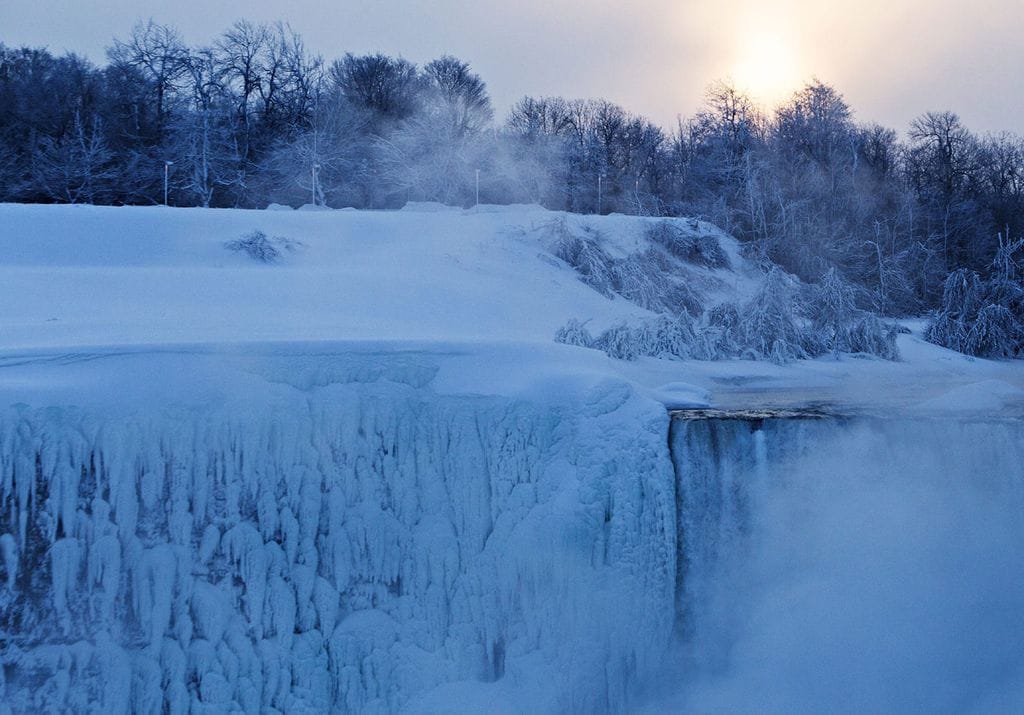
[731,31,803,107]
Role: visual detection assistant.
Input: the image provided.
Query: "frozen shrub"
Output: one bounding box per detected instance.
[225,230,301,263]
[611,249,704,316]
[549,223,618,297]
[926,312,968,354]
[587,314,699,361]
[647,220,731,270]
[737,267,809,363]
[554,319,594,348]
[547,220,707,316]
[700,302,742,358]
[963,305,1020,358]
[926,243,1024,358]
[591,323,641,360]
[633,314,699,359]
[804,268,900,359]
[845,314,901,360]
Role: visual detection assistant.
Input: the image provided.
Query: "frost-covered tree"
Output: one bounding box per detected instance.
[330,53,421,125]
[738,267,810,362]
[166,49,240,207]
[421,56,493,136]
[377,57,493,206]
[927,237,1024,357]
[31,112,116,204]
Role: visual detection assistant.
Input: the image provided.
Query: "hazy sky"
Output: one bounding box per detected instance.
[3,0,1022,134]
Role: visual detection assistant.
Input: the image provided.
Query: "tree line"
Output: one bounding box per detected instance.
[1,19,1023,323]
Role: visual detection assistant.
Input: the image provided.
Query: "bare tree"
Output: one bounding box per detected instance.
[107,21,190,129]
[329,53,421,123]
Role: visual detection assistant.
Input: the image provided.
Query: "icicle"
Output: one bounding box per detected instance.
[1,532,17,590]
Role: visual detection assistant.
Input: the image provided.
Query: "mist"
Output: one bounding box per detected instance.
[646,419,1024,713]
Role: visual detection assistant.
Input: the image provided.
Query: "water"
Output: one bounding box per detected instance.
[656,415,1024,713]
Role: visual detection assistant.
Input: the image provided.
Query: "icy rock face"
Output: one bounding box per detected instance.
[0,379,676,713]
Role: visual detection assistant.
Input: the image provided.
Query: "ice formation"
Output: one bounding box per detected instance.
[0,374,676,713]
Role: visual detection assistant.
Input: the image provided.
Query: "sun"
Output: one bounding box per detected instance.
[731,33,802,107]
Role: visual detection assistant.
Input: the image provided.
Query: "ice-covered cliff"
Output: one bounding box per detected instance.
[0,351,676,713]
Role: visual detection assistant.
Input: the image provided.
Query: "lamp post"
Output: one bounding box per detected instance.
[163,160,174,206]
[312,163,321,206]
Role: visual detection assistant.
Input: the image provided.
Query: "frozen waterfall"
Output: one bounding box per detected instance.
[3,368,1023,713]
[0,377,676,714]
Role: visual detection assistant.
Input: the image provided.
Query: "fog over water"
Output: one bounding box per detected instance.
[646,417,1024,713]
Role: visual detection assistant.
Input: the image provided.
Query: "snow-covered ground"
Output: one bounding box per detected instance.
[0,203,1022,713]
[0,202,1021,415]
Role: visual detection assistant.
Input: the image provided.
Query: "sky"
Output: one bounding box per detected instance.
[2,0,1022,135]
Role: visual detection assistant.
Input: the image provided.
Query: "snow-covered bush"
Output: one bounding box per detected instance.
[560,314,700,361]
[559,268,902,364]
[926,240,1024,358]
[628,314,700,359]
[590,322,642,360]
[843,314,901,360]
[647,220,731,270]
[700,302,742,357]
[963,305,1020,358]
[554,235,902,364]
[612,249,704,316]
[737,267,810,363]
[225,230,302,263]
[549,222,619,297]
[804,268,900,359]
[549,221,707,315]
[554,318,594,348]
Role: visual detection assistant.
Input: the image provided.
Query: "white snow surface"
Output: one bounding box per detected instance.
[0,202,1020,414]
[0,203,1022,713]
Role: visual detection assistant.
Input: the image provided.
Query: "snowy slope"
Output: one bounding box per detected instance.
[0,203,673,349]
[0,203,1023,713]
[0,202,1020,413]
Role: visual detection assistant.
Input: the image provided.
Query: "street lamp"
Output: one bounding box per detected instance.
[163,160,174,206]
